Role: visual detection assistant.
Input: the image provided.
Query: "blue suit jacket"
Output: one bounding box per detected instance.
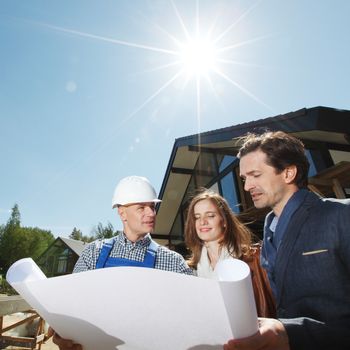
[270,192,350,350]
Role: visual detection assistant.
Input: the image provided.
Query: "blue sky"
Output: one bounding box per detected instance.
[1,0,349,237]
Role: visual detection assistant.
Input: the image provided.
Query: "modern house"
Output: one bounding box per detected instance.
[153,106,350,250]
[37,237,87,277]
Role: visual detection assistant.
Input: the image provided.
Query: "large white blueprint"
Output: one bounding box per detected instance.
[6,258,258,350]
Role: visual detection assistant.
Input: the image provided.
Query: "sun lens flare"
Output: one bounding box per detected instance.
[36,0,271,129]
[179,38,218,77]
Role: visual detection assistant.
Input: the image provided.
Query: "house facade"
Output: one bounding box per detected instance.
[153,106,350,250]
[37,237,87,277]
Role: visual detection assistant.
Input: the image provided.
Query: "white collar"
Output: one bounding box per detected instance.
[196,245,233,279]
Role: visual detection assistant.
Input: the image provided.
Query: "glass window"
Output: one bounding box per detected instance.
[195,152,218,187]
[182,176,196,206]
[47,255,54,275]
[57,257,68,274]
[218,155,236,172]
[170,210,183,241]
[221,171,240,213]
[209,182,220,194]
[305,149,317,177]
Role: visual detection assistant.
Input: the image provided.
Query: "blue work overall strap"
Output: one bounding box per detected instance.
[140,239,158,267]
[95,237,159,269]
[96,237,116,269]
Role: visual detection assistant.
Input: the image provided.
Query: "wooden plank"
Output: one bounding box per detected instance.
[0,310,46,350]
[0,295,31,317]
[0,334,36,347]
[308,161,350,199]
[0,313,38,334]
[332,178,346,199]
[307,184,325,197]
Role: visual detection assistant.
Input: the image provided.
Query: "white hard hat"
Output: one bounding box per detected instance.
[112,176,161,208]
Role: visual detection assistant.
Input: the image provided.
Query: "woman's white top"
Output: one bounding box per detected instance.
[196,246,233,279]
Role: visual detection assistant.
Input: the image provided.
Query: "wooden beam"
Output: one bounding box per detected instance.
[0,296,31,317]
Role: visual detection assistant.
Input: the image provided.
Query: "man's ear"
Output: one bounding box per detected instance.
[284,165,297,184]
[118,206,127,222]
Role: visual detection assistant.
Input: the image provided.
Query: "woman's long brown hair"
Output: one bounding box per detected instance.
[184,189,252,269]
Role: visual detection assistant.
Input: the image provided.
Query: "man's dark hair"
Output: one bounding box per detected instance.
[237,131,310,189]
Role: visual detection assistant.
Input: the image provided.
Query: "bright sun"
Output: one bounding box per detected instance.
[179,38,218,77]
[41,1,270,123]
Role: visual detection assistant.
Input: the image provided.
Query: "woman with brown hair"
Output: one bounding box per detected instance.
[185,189,276,318]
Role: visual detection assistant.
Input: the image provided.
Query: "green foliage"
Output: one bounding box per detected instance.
[0,277,17,295]
[8,204,21,227]
[69,222,117,243]
[0,204,121,280]
[69,227,83,241]
[92,222,115,239]
[69,227,94,243]
[0,204,55,275]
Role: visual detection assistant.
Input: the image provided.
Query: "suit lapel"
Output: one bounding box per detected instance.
[274,192,317,304]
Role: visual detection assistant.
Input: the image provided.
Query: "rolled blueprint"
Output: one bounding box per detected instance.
[6,258,48,315]
[6,258,47,284]
[215,258,258,338]
[6,257,257,350]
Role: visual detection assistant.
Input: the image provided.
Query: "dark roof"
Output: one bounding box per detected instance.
[172,106,350,148]
[58,237,87,255]
[154,106,350,239]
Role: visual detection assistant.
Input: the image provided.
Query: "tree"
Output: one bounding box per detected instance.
[69,227,94,243]
[7,204,21,227]
[0,224,4,242]
[92,222,115,240]
[0,204,54,274]
[69,227,83,241]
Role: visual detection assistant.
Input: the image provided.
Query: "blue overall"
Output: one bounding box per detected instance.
[95,237,159,269]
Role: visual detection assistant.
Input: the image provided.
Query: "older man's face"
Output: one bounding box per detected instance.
[118,202,156,241]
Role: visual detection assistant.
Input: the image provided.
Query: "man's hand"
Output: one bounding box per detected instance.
[47,327,83,350]
[223,318,289,350]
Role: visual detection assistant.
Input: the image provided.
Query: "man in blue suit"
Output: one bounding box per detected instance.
[225,131,350,350]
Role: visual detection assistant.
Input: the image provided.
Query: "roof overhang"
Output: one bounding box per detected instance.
[155,106,350,238]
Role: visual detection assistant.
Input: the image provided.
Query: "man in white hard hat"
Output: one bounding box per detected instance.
[52,176,193,350]
[73,175,193,273]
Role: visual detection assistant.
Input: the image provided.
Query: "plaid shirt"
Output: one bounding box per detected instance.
[73,232,193,275]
